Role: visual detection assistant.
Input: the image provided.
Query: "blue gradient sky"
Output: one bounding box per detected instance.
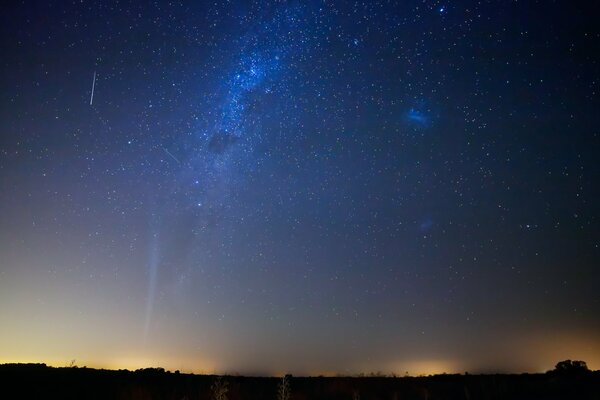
[0,1,599,375]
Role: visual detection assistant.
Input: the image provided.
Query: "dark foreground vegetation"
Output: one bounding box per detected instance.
[1,361,599,400]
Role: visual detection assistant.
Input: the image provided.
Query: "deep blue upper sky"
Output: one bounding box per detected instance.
[0,1,599,374]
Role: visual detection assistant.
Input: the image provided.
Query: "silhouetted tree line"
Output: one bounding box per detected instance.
[1,360,599,399]
[550,359,591,376]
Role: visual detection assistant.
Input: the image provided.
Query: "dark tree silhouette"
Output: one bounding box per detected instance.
[554,360,590,375]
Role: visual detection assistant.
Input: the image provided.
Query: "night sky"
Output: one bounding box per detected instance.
[1,1,599,376]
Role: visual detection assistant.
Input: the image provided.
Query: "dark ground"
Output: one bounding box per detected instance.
[1,363,599,400]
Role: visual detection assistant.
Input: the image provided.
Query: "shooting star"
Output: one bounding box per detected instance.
[89,71,96,105]
[163,147,181,164]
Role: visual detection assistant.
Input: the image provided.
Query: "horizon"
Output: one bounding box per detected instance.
[1,1,599,376]
[3,360,598,378]
[2,351,599,377]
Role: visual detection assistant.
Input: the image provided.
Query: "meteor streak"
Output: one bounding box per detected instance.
[89,71,96,105]
[163,147,181,164]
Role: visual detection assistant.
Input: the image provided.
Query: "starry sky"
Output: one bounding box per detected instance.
[1,1,599,376]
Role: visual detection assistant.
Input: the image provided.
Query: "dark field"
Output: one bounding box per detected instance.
[2,363,599,400]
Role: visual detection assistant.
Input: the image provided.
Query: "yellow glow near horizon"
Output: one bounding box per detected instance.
[1,325,599,375]
[398,360,459,376]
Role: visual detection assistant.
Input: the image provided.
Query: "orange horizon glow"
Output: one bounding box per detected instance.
[1,350,598,377]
